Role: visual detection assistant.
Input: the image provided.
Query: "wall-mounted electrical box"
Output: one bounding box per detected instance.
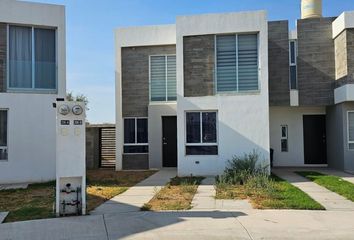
[55,100,86,216]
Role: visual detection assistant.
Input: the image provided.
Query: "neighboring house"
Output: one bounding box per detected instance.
[115,11,269,176]
[0,0,66,183]
[116,4,354,175]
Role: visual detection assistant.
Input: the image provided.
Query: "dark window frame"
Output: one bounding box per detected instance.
[123,117,148,154]
[0,109,8,161]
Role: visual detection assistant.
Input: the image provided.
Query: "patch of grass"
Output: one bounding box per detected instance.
[86,170,157,211]
[296,171,354,202]
[0,181,56,222]
[0,170,156,222]
[216,175,325,210]
[143,176,204,211]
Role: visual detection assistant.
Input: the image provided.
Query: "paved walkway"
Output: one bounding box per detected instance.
[0,212,8,223]
[191,177,252,210]
[2,210,354,239]
[273,168,354,211]
[91,168,176,215]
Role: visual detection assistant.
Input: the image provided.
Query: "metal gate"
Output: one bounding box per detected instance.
[99,127,116,168]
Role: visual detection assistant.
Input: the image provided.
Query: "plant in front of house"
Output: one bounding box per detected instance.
[215,151,324,210]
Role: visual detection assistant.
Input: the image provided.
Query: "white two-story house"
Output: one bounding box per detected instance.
[0,0,66,183]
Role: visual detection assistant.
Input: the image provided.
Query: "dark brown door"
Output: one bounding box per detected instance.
[303,115,327,164]
[162,116,177,167]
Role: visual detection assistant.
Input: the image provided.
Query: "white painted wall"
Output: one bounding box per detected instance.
[0,1,65,184]
[334,84,354,104]
[176,11,270,176]
[269,106,326,167]
[148,103,177,169]
[115,25,176,170]
[332,11,354,39]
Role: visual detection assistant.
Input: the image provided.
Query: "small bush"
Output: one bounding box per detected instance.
[216,150,269,185]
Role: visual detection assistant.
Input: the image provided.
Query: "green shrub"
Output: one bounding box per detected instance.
[215,150,269,185]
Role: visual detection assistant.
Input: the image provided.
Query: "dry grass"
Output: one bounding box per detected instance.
[142,177,203,211]
[0,170,156,222]
[216,175,324,210]
[86,169,156,211]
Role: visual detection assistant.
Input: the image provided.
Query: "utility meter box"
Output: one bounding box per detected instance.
[55,100,86,216]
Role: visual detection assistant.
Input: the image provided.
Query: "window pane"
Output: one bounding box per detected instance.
[202,112,217,143]
[238,34,258,91]
[137,119,148,143]
[167,55,176,101]
[349,112,354,142]
[281,126,287,138]
[290,66,297,89]
[9,26,32,89]
[281,139,288,152]
[35,28,56,89]
[216,35,237,92]
[124,119,135,143]
[186,146,218,155]
[186,112,201,143]
[290,41,296,64]
[124,145,148,154]
[0,111,7,147]
[150,56,166,101]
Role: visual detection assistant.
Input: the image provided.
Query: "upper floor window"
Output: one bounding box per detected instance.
[348,111,354,150]
[8,25,56,91]
[289,40,297,90]
[150,55,176,102]
[0,110,8,160]
[216,34,259,93]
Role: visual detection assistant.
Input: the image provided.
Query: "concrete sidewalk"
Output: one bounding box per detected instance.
[91,168,176,215]
[191,177,252,210]
[273,168,354,211]
[1,209,354,239]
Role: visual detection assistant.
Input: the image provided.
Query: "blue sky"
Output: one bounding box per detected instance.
[29,0,353,124]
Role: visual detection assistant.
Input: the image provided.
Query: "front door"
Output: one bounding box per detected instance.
[162,116,177,167]
[303,115,327,164]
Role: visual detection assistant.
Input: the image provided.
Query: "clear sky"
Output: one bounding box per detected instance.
[28,0,353,124]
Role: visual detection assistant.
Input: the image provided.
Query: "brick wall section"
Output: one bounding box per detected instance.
[0,23,6,92]
[183,35,215,97]
[346,29,354,84]
[122,154,149,170]
[268,21,290,106]
[334,31,348,80]
[121,45,176,117]
[297,17,336,106]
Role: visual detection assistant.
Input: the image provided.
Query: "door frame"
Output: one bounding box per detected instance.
[302,114,327,165]
[162,116,177,167]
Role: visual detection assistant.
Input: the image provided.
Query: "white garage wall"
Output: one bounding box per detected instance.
[269,106,326,167]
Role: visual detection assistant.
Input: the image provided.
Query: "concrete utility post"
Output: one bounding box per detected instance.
[55,99,86,216]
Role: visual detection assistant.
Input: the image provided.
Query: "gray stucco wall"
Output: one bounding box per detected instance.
[183,35,215,97]
[326,105,345,170]
[121,45,176,117]
[0,23,6,92]
[268,21,290,106]
[86,127,100,169]
[297,17,336,106]
[342,102,354,173]
[121,45,175,169]
[326,102,354,173]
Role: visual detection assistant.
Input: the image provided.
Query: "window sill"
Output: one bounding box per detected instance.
[216,90,261,96]
[6,89,58,95]
[149,101,177,105]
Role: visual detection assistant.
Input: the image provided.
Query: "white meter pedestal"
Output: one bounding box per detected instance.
[55,100,86,216]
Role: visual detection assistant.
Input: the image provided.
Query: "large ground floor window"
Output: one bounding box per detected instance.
[0,110,8,160]
[185,111,218,155]
[123,117,148,154]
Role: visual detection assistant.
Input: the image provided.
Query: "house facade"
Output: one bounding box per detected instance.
[0,0,66,183]
[115,7,354,175]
